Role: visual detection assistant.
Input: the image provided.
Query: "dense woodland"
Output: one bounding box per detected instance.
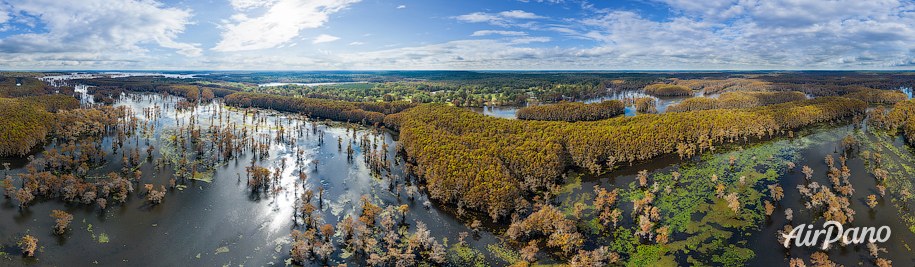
[389,97,866,219]
[843,88,908,104]
[667,91,806,112]
[0,77,66,97]
[0,98,54,156]
[672,78,772,93]
[642,84,693,96]
[516,100,625,122]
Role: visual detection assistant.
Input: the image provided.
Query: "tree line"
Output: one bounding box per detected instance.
[643,84,692,96]
[516,100,625,122]
[667,91,806,112]
[224,92,415,125]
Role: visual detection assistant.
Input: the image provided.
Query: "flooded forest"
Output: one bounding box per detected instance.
[2,71,915,267]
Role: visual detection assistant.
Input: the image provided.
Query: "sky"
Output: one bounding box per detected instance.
[0,0,914,70]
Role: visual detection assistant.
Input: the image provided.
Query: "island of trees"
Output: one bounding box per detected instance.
[667,91,806,112]
[516,100,625,122]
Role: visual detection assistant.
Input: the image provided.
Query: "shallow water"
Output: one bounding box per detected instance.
[0,93,495,266]
[746,129,915,266]
[558,123,915,265]
[6,75,915,265]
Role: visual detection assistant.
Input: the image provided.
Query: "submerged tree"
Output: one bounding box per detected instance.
[18,234,38,257]
[867,195,878,209]
[50,209,73,235]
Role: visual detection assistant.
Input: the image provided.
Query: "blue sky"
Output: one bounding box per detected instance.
[0,0,913,70]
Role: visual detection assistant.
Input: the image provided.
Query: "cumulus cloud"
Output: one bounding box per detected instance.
[313,34,341,44]
[214,0,360,51]
[321,0,915,70]
[397,5,406,9]
[0,0,201,57]
[5,0,915,70]
[577,0,915,68]
[498,10,543,19]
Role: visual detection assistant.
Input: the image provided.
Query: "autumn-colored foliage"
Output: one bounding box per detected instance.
[643,83,692,96]
[843,88,907,104]
[51,209,73,235]
[517,100,625,122]
[392,97,865,218]
[0,98,53,156]
[667,91,806,112]
[18,234,37,257]
[22,94,80,112]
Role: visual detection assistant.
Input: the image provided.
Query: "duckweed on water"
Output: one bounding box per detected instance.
[573,125,846,265]
[856,130,915,233]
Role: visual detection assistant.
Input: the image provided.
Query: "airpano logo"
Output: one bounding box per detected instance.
[782,221,891,249]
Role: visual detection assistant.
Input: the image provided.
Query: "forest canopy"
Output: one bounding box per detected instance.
[643,84,692,96]
[0,98,53,156]
[516,100,625,122]
[391,97,866,219]
[667,91,806,112]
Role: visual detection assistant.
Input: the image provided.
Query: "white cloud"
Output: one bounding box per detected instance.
[397,5,406,9]
[0,7,8,24]
[455,12,502,23]
[336,39,556,69]
[313,34,340,44]
[455,10,544,26]
[214,0,360,51]
[471,30,528,36]
[229,0,278,11]
[5,0,915,70]
[498,10,543,19]
[574,2,915,68]
[510,36,550,44]
[0,0,200,57]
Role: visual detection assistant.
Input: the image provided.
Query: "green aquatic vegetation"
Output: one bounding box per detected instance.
[855,131,915,233]
[447,243,486,267]
[486,243,522,265]
[215,246,229,254]
[627,244,676,267]
[559,192,592,218]
[606,126,843,266]
[158,130,217,183]
[98,233,109,243]
[559,173,583,194]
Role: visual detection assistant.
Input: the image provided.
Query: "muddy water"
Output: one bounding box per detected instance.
[0,93,494,266]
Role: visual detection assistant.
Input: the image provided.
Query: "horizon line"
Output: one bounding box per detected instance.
[5,69,915,73]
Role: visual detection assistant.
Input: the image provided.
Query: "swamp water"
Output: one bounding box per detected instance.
[0,93,497,266]
[1,90,914,266]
